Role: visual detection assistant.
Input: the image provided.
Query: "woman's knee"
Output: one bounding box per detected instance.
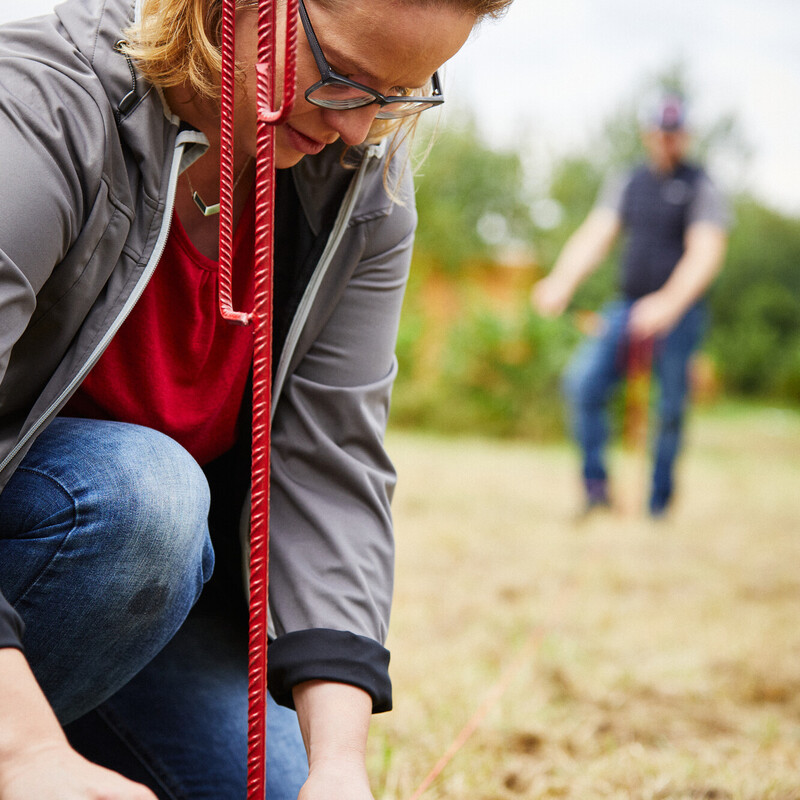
[85,422,215,589]
[1,422,216,719]
[85,421,209,525]
[5,419,214,604]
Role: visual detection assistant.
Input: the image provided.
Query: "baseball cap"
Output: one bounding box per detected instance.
[641,93,686,131]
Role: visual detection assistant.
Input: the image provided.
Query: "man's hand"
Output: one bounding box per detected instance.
[531,208,621,320]
[530,274,573,318]
[627,290,684,341]
[629,222,728,341]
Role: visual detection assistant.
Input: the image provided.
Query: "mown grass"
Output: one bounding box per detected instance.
[371,403,800,799]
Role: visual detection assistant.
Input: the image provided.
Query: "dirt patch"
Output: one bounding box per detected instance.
[369,413,800,799]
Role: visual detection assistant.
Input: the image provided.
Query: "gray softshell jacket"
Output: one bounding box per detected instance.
[0,0,417,711]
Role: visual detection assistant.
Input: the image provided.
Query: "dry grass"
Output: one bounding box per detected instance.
[370,404,800,799]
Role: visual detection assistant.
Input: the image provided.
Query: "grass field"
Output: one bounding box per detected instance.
[369,403,800,799]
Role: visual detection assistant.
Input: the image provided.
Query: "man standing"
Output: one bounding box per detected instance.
[532,94,729,516]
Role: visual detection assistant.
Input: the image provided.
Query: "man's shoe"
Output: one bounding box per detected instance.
[581,479,611,515]
[649,493,672,518]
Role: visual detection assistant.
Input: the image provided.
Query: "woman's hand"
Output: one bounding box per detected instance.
[298,756,374,800]
[0,649,156,800]
[1,741,157,800]
[293,680,375,800]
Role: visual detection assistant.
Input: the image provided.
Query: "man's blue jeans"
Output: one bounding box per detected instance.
[563,300,706,511]
[0,417,308,799]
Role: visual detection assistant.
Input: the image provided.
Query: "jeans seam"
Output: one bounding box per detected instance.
[10,467,78,609]
[95,705,188,800]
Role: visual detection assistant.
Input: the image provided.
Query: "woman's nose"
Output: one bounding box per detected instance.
[324,104,382,146]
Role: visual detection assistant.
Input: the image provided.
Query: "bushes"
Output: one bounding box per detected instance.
[389,110,800,440]
[706,198,800,403]
[391,288,580,439]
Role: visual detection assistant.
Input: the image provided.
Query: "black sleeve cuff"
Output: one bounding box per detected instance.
[0,592,24,651]
[268,628,392,713]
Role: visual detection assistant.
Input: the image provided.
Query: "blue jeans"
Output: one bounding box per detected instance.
[563,300,706,510]
[0,417,308,799]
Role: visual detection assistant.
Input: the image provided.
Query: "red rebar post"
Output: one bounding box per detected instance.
[623,337,655,450]
[217,1,297,797]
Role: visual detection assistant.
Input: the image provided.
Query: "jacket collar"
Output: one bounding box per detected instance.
[56,0,140,123]
[52,0,393,232]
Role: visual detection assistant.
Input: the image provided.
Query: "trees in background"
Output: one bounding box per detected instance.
[708,198,800,400]
[391,87,800,439]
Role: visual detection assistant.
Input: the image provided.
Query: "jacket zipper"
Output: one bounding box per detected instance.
[252,142,383,640]
[0,142,185,477]
[270,145,379,415]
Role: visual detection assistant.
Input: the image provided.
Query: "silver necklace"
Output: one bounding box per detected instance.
[186,158,252,217]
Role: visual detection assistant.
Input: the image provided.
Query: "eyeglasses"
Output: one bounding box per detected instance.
[297,0,445,120]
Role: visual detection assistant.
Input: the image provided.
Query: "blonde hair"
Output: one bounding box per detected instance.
[123,0,512,103]
[123,0,512,186]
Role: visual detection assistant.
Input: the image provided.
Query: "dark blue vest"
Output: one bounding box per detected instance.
[619,162,705,299]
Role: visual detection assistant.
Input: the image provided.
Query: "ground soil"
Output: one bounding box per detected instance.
[369,405,800,799]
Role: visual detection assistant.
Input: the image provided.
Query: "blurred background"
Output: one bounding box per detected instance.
[4,0,799,439]
[5,4,800,796]
[391,1,800,439]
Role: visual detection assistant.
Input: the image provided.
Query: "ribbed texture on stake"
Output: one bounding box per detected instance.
[219,0,251,326]
[215,1,298,797]
[246,1,274,794]
[217,1,299,794]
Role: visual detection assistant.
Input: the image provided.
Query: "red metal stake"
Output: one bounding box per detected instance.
[217,1,298,796]
[623,337,654,450]
[623,336,655,515]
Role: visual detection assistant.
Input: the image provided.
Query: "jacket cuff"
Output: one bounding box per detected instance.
[0,593,24,651]
[268,629,391,713]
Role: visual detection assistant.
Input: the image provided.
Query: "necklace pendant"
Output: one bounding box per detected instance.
[192,191,220,217]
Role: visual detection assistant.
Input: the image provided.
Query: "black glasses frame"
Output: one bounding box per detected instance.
[297,0,444,119]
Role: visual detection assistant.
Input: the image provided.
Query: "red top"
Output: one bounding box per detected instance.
[64,190,256,466]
